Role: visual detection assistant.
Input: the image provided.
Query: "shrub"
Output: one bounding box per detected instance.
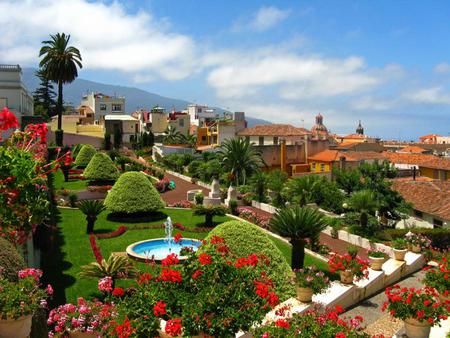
[104,171,165,214]
[194,192,204,205]
[385,228,450,250]
[193,205,227,227]
[83,153,120,183]
[0,237,26,281]
[229,199,238,215]
[206,220,295,300]
[74,144,96,168]
[68,193,78,207]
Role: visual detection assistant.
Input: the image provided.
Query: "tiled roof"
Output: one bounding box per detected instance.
[308,150,386,162]
[382,152,450,170]
[398,146,427,153]
[340,134,369,139]
[237,124,311,136]
[391,179,450,220]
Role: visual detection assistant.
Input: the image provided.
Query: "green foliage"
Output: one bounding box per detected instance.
[270,206,328,269]
[78,199,106,233]
[0,238,26,282]
[103,133,111,150]
[267,169,288,207]
[385,228,450,250]
[250,172,267,202]
[113,128,122,149]
[218,137,264,186]
[194,192,204,205]
[228,199,239,215]
[79,254,137,281]
[104,171,165,214]
[311,176,345,213]
[193,205,227,227]
[33,68,56,117]
[74,144,96,167]
[392,238,407,250]
[83,153,120,182]
[282,175,320,206]
[163,126,183,145]
[334,168,362,195]
[206,220,295,300]
[68,193,78,207]
[346,189,379,228]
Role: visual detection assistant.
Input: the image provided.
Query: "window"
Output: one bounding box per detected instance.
[311,163,316,172]
[0,98,7,107]
[259,136,264,146]
[100,103,107,110]
[433,219,443,228]
[273,136,279,145]
[201,136,207,142]
[179,118,184,127]
[112,104,122,111]
[320,163,325,172]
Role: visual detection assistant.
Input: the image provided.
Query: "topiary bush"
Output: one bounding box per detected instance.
[75,144,96,168]
[0,237,26,281]
[84,153,120,183]
[205,220,295,300]
[104,171,165,215]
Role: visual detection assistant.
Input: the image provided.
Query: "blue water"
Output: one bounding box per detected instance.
[131,239,202,260]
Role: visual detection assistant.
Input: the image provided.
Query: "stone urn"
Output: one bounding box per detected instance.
[393,248,407,261]
[296,287,314,303]
[404,318,431,338]
[411,245,421,253]
[0,315,32,338]
[69,332,99,338]
[340,270,354,284]
[369,256,385,271]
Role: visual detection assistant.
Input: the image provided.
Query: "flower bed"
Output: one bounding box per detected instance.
[237,207,271,229]
[95,225,128,239]
[168,200,193,208]
[423,257,450,299]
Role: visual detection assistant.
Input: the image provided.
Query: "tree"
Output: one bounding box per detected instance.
[103,133,112,150]
[249,172,267,202]
[267,169,288,207]
[193,205,227,227]
[74,144,96,168]
[180,133,197,148]
[282,175,320,206]
[113,128,122,149]
[163,126,183,145]
[217,137,264,186]
[346,190,378,228]
[83,153,120,183]
[148,130,155,147]
[334,168,362,195]
[78,199,106,234]
[270,206,328,269]
[39,33,82,146]
[33,68,56,119]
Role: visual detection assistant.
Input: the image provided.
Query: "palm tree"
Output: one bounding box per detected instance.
[282,175,320,206]
[270,206,328,269]
[163,126,183,145]
[78,200,106,234]
[180,133,197,148]
[79,254,137,286]
[346,190,378,228]
[39,33,82,146]
[249,172,267,202]
[217,138,264,186]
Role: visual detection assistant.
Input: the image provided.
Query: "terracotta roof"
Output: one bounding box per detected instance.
[398,146,427,153]
[237,124,311,137]
[391,179,450,220]
[340,134,369,139]
[419,157,450,170]
[382,152,450,170]
[308,150,386,162]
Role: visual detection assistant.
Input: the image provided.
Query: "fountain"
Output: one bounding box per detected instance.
[126,217,202,262]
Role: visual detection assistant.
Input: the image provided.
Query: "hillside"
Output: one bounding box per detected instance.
[22,68,271,127]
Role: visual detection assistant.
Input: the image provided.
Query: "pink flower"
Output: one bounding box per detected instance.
[46,284,54,295]
[18,268,42,281]
[98,276,113,293]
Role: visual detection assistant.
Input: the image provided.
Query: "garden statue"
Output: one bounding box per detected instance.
[209,178,221,198]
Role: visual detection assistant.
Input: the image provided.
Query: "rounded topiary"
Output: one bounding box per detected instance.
[84,153,120,182]
[0,237,26,281]
[206,220,295,300]
[104,171,165,214]
[75,144,97,168]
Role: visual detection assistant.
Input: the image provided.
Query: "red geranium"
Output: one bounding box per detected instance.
[0,107,19,132]
[160,268,182,283]
[173,233,183,243]
[275,319,290,329]
[192,269,203,279]
[161,253,179,266]
[112,287,125,297]
[198,253,212,265]
[165,318,182,337]
[153,301,167,317]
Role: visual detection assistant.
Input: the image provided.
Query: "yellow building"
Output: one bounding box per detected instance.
[307,150,387,173]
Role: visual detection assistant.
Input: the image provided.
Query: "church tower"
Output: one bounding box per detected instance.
[356,120,364,135]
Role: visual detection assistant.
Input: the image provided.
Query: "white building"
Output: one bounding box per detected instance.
[0,65,34,130]
[104,114,139,144]
[187,104,218,126]
[80,92,125,122]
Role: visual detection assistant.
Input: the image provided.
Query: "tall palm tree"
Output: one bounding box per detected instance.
[163,126,183,145]
[270,206,328,269]
[217,137,264,186]
[282,175,320,206]
[346,190,378,228]
[39,33,82,146]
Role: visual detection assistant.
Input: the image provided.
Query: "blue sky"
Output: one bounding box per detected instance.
[1,0,450,140]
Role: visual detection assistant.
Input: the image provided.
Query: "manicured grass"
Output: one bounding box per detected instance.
[54,169,88,191]
[54,207,332,303]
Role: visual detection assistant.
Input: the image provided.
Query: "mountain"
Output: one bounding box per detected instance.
[22,68,271,127]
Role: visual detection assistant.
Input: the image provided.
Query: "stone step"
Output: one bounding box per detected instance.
[354,268,385,300]
[312,281,356,309]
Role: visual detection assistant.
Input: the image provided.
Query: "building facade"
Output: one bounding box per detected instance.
[104,115,139,144]
[187,104,218,126]
[80,92,125,122]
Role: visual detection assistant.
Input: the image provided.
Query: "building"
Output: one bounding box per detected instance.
[397,145,430,154]
[80,92,125,122]
[335,121,379,144]
[0,64,34,134]
[310,113,329,138]
[419,134,450,144]
[197,112,246,147]
[392,178,450,228]
[104,115,139,144]
[132,107,169,134]
[237,124,311,146]
[306,150,387,174]
[168,110,190,136]
[187,104,218,126]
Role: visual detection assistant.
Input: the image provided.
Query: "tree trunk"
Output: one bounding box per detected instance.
[205,214,213,227]
[290,238,305,270]
[56,80,63,146]
[86,216,97,234]
[360,212,368,228]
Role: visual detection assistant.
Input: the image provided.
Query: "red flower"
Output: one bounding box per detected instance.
[153,301,167,317]
[210,235,225,245]
[112,287,125,297]
[115,316,135,338]
[161,268,182,283]
[254,281,269,298]
[335,305,344,314]
[173,233,183,243]
[165,318,182,336]
[198,253,212,265]
[138,273,152,284]
[335,332,346,338]
[162,253,179,266]
[274,319,290,329]
[247,253,259,266]
[192,269,203,279]
[234,257,249,268]
[267,292,279,307]
[0,107,19,131]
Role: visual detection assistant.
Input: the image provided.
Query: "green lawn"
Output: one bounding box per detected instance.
[53,169,88,191]
[51,207,331,304]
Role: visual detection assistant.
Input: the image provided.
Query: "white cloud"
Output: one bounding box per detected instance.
[232,6,290,32]
[349,96,397,111]
[404,87,450,105]
[0,0,196,80]
[433,62,450,74]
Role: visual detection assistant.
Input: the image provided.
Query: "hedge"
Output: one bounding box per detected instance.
[205,220,296,300]
[74,144,96,168]
[0,237,26,281]
[104,171,165,214]
[84,153,120,182]
[385,228,450,250]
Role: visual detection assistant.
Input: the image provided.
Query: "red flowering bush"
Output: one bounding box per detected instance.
[169,200,193,208]
[95,225,128,239]
[155,177,171,192]
[423,257,450,296]
[237,207,271,229]
[382,285,450,325]
[328,253,369,281]
[47,297,118,336]
[118,237,279,337]
[251,305,372,337]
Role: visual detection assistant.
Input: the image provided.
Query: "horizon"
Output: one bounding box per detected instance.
[2,1,450,140]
